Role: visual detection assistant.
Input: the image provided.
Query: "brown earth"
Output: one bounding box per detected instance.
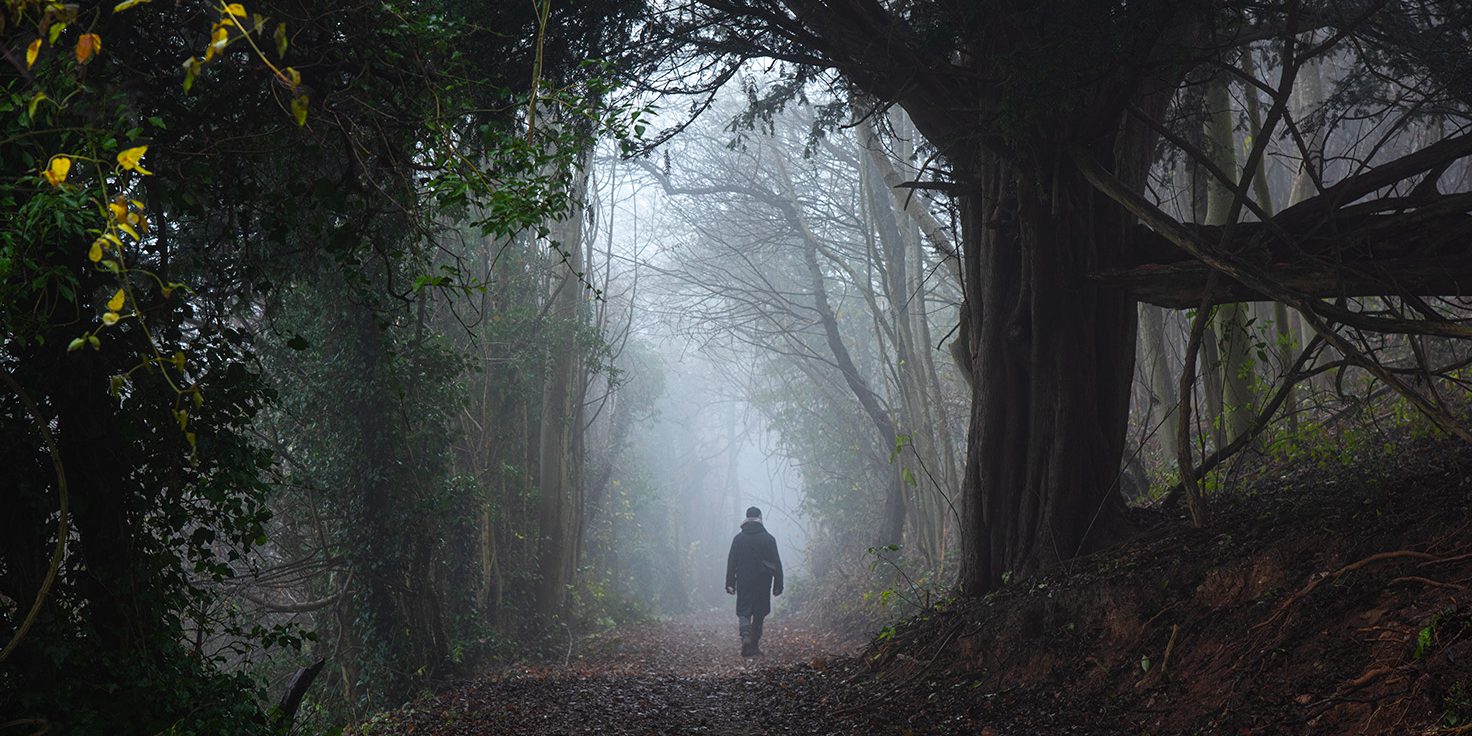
[369,435,1472,735]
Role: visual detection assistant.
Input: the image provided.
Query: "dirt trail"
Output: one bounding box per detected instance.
[370,612,863,735]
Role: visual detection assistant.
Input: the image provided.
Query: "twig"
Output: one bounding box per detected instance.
[1160,623,1180,674]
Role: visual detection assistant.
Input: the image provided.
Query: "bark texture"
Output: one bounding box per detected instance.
[960,148,1139,590]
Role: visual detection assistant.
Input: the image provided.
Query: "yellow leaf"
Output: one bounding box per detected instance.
[88,240,103,262]
[283,66,300,87]
[28,91,47,118]
[192,389,203,408]
[107,289,126,311]
[291,93,308,127]
[87,335,100,349]
[42,156,71,187]
[224,3,246,17]
[26,39,41,68]
[117,221,139,240]
[114,0,151,11]
[48,22,65,44]
[172,351,185,370]
[103,232,122,247]
[274,21,287,57]
[204,25,229,62]
[108,199,127,221]
[67,337,85,352]
[182,57,200,92]
[117,145,152,175]
[75,33,100,64]
[101,311,120,326]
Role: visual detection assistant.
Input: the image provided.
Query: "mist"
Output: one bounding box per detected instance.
[8,3,1472,734]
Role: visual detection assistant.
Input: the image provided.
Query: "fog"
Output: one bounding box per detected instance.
[567,83,970,630]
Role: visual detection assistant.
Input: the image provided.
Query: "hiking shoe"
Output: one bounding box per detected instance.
[740,637,755,657]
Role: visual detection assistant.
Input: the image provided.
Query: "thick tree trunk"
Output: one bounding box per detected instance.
[959,149,1137,592]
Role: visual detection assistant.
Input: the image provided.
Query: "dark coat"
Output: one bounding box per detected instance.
[725,521,783,617]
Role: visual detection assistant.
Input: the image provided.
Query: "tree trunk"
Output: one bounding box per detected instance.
[536,159,590,618]
[1240,51,1300,434]
[1288,46,1335,392]
[959,147,1137,591]
[1139,303,1179,460]
[860,122,943,562]
[1203,78,1257,443]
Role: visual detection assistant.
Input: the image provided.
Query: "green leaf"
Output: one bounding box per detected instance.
[291,93,308,126]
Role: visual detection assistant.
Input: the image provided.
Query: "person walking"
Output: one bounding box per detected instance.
[724,506,783,657]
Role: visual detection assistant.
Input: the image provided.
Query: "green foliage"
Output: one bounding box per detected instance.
[1442,679,1472,728]
[2,0,647,731]
[1412,606,1467,662]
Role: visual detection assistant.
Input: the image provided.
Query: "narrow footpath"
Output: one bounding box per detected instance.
[370,612,865,735]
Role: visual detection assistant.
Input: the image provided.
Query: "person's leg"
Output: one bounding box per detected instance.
[750,613,765,655]
[738,613,754,656]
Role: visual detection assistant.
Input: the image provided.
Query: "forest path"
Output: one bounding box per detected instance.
[373,611,865,735]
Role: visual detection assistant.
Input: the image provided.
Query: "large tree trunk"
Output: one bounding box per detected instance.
[959,148,1138,592]
[536,158,590,618]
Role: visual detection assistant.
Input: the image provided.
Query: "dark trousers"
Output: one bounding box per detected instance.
[738,613,765,643]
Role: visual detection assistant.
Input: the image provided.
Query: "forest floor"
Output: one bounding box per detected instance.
[360,611,864,735]
[369,433,1472,735]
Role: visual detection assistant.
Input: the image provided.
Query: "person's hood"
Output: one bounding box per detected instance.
[740,519,765,533]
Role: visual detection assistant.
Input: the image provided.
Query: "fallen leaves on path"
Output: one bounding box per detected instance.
[367,612,873,736]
